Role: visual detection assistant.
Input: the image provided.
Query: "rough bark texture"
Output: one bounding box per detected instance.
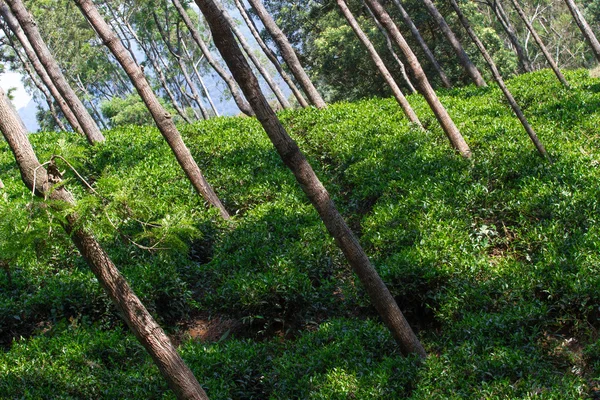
[365,0,471,157]
[450,0,550,160]
[563,0,600,63]
[4,0,104,144]
[421,0,486,87]
[75,0,230,220]
[196,0,426,358]
[0,87,209,400]
[171,0,253,116]
[508,0,570,87]
[337,0,421,126]
[0,2,81,133]
[487,0,533,73]
[234,0,309,107]
[247,0,326,108]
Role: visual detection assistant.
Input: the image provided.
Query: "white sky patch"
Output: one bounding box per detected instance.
[0,71,31,110]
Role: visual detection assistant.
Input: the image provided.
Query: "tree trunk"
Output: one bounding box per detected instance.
[421,0,487,87]
[337,0,421,126]
[449,0,550,160]
[195,0,426,358]
[365,0,471,157]
[0,87,209,400]
[75,0,230,220]
[4,0,105,144]
[389,0,451,88]
[487,0,533,73]
[563,0,600,63]
[246,0,326,108]
[0,2,81,133]
[170,0,253,116]
[233,0,309,107]
[363,0,416,94]
[508,0,570,87]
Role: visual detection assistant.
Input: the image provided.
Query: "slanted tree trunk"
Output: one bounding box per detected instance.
[486,0,533,73]
[233,0,309,107]
[337,0,421,126]
[563,0,600,63]
[196,0,426,358]
[182,40,220,117]
[450,0,549,160]
[75,0,230,220]
[171,0,253,116]
[0,3,81,133]
[421,0,486,87]
[4,0,105,144]
[508,0,569,87]
[365,0,471,157]
[0,87,209,400]
[390,0,452,88]
[363,0,416,94]
[246,0,326,108]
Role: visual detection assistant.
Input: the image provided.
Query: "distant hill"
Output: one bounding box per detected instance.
[18,99,40,133]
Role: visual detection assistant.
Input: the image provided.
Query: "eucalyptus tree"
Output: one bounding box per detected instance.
[449,0,549,160]
[4,0,105,143]
[74,0,230,220]
[337,0,421,126]
[563,0,600,62]
[0,87,209,400]
[196,0,426,358]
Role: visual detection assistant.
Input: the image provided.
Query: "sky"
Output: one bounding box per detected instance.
[0,70,31,109]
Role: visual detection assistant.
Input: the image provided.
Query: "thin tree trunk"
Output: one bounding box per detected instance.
[75,0,230,220]
[487,0,533,72]
[508,0,570,87]
[183,41,220,117]
[246,0,326,108]
[337,0,421,126]
[563,0,600,63]
[171,0,254,116]
[0,3,81,133]
[450,0,550,160]
[4,0,105,144]
[233,0,309,107]
[0,178,3,189]
[390,0,452,88]
[0,87,209,400]
[363,0,416,94]
[365,0,471,157]
[196,0,426,358]
[421,0,487,87]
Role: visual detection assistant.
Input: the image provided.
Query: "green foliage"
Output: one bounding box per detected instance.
[1,69,600,398]
[100,93,181,127]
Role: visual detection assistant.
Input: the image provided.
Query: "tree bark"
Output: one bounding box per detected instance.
[364,0,471,157]
[4,0,105,144]
[171,0,253,116]
[563,0,600,63]
[337,0,421,126]
[450,0,550,160]
[74,0,230,220]
[233,0,309,107]
[195,0,426,358]
[0,87,209,400]
[486,0,533,73]
[508,0,570,87]
[246,0,326,108]
[0,2,81,133]
[421,0,487,87]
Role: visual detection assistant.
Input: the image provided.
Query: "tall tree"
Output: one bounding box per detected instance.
[337,0,421,126]
[449,0,549,160]
[196,0,426,358]
[563,0,600,63]
[4,0,105,144]
[507,0,570,87]
[364,0,471,157]
[420,0,487,87]
[0,87,209,400]
[74,0,230,220]
[246,0,327,108]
